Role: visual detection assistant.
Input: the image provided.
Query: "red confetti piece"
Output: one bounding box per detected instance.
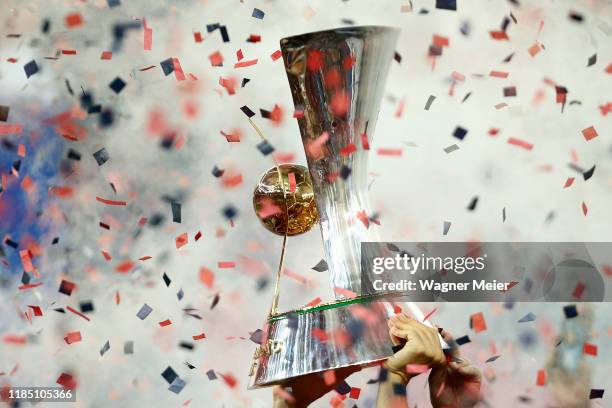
[270,104,283,123]
[452,71,466,82]
[270,50,282,61]
[159,319,172,327]
[361,132,370,150]
[581,126,598,141]
[18,282,43,290]
[176,232,188,249]
[333,287,357,299]
[4,334,27,344]
[17,144,26,157]
[572,281,585,299]
[220,129,240,143]
[115,290,120,305]
[209,51,223,67]
[194,231,202,241]
[423,307,437,322]
[61,49,76,55]
[234,59,258,68]
[377,148,402,156]
[583,342,598,356]
[193,333,206,340]
[284,268,308,284]
[248,34,261,42]
[220,373,237,388]
[143,20,152,51]
[66,306,90,322]
[307,50,323,71]
[582,201,588,216]
[490,70,509,78]
[563,177,575,188]
[528,42,541,57]
[602,265,612,276]
[51,186,74,198]
[172,58,185,81]
[28,305,42,316]
[507,137,533,151]
[489,31,509,40]
[536,369,546,386]
[606,62,612,74]
[0,123,23,135]
[331,91,349,117]
[140,65,156,72]
[218,261,235,268]
[395,98,406,118]
[101,251,112,261]
[115,260,134,273]
[139,256,152,261]
[56,372,77,389]
[305,297,322,308]
[349,387,361,399]
[343,55,356,69]
[356,210,370,229]
[138,217,148,226]
[306,132,329,159]
[96,196,127,206]
[199,267,214,289]
[340,143,357,157]
[311,327,328,341]
[288,172,297,193]
[19,250,34,272]
[219,77,237,95]
[432,34,449,47]
[64,331,82,344]
[100,51,112,60]
[470,312,487,333]
[65,13,83,29]
[194,32,203,42]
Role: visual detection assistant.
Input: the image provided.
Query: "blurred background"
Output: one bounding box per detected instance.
[0,0,610,406]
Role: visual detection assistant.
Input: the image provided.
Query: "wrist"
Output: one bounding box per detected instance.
[383,362,412,385]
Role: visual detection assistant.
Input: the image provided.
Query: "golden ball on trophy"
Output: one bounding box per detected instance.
[252,164,318,236]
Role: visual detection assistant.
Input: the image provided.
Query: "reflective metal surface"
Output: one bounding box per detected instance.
[249,295,397,388]
[281,26,399,297]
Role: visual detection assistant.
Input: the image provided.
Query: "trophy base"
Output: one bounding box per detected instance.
[248,294,398,388]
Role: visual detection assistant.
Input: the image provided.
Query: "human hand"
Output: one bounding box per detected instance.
[428,331,481,408]
[386,313,446,378]
[273,365,361,408]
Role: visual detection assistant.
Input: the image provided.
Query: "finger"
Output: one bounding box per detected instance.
[451,362,482,381]
[440,330,461,359]
[388,328,403,346]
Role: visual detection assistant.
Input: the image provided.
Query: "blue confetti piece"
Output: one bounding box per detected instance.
[24,60,39,78]
[137,303,152,320]
[252,8,265,19]
[518,312,536,323]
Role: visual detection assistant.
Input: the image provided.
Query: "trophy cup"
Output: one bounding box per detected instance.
[249,26,406,388]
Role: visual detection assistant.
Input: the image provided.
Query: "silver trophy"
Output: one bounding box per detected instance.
[249,26,412,388]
